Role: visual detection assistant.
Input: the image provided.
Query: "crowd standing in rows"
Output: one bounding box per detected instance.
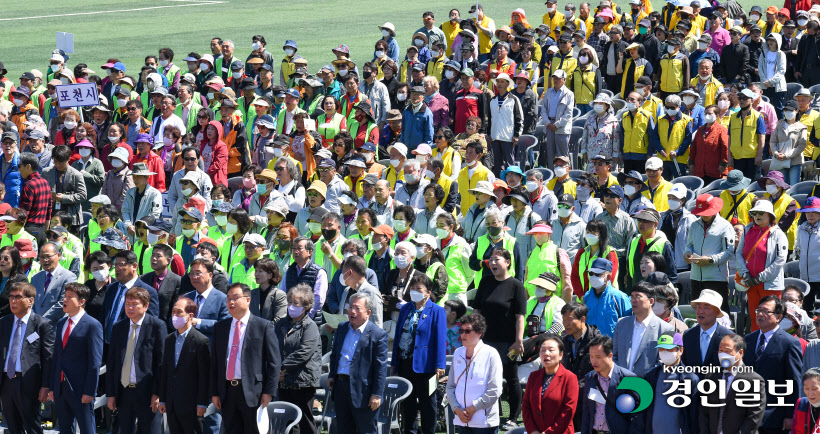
[1,0,820,433]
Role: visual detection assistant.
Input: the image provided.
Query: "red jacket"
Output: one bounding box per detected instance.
[571,248,620,298]
[129,151,167,192]
[522,364,578,434]
[690,122,729,179]
[790,397,820,434]
[199,120,229,187]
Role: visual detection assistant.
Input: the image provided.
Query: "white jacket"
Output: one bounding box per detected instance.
[757,33,787,93]
[488,93,524,142]
[446,341,503,428]
[795,221,820,282]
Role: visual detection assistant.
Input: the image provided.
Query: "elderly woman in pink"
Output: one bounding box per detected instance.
[579,93,621,169]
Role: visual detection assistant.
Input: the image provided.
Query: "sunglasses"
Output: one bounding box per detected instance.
[750,211,766,217]
[458,328,474,335]
[434,135,444,140]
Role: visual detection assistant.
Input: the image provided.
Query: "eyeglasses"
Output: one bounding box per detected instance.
[594,161,608,166]
[183,157,197,162]
[126,107,138,111]
[307,192,321,198]
[181,219,198,225]
[755,308,775,315]
[434,135,444,140]
[274,167,286,172]
[39,253,57,260]
[197,115,209,119]
[458,328,474,335]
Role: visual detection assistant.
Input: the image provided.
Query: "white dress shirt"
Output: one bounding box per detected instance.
[62,310,86,339]
[126,314,145,384]
[226,310,251,380]
[629,313,654,370]
[4,311,31,373]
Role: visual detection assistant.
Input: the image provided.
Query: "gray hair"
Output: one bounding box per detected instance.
[287,283,314,310]
[485,207,504,224]
[293,236,315,252]
[609,25,623,35]
[349,291,372,311]
[342,238,367,257]
[566,2,576,11]
[275,157,301,183]
[422,76,440,91]
[322,212,343,227]
[665,94,682,107]
[223,40,234,49]
[0,106,9,117]
[394,241,417,258]
[527,170,543,181]
[429,157,444,171]
[403,159,421,171]
[805,368,820,383]
[698,58,713,68]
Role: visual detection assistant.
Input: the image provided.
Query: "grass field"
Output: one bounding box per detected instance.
[1,0,763,85]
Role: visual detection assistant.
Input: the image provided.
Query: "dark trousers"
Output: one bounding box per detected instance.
[167,406,203,434]
[762,88,785,120]
[807,282,820,314]
[398,358,437,434]
[1,374,43,434]
[486,341,521,422]
[114,387,161,434]
[702,175,721,185]
[662,160,688,180]
[24,224,46,252]
[279,387,317,434]
[491,141,516,177]
[55,382,96,434]
[457,427,499,433]
[732,158,761,182]
[691,280,730,312]
[333,376,378,434]
[221,381,259,434]
[604,75,620,93]
[623,159,645,174]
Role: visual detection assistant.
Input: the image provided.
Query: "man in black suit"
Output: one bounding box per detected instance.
[141,243,182,327]
[743,295,803,434]
[327,292,389,434]
[159,298,211,434]
[699,333,767,434]
[0,282,54,434]
[560,302,601,430]
[682,289,732,368]
[210,283,280,434]
[106,287,167,434]
[103,251,160,343]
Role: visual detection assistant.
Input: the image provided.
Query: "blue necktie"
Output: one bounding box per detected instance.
[700,331,710,363]
[195,294,204,318]
[105,284,127,342]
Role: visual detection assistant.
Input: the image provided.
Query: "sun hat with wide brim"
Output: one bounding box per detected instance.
[690,289,725,317]
[525,223,553,235]
[692,193,724,216]
[527,272,559,293]
[468,180,497,198]
[721,169,751,191]
[502,191,529,206]
[757,170,790,190]
[749,199,777,221]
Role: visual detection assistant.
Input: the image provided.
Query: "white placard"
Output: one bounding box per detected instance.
[54,83,99,108]
[56,32,74,54]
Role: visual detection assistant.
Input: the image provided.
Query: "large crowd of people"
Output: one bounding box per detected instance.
[0,0,820,433]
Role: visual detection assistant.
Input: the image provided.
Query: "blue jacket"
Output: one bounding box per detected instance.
[583,283,632,337]
[2,152,21,207]
[183,289,229,341]
[50,313,104,397]
[641,362,699,434]
[329,320,389,408]
[400,103,434,151]
[580,364,643,434]
[390,299,447,374]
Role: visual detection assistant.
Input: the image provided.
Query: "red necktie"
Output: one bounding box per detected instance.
[226,320,241,380]
[61,318,73,381]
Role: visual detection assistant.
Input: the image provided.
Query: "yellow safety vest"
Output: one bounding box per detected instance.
[524,242,562,297]
[543,11,567,37]
[381,165,405,190]
[477,16,494,54]
[798,110,819,159]
[432,146,457,178]
[657,113,692,164]
[643,178,673,212]
[621,108,653,154]
[436,176,455,213]
[441,21,462,57]
[546,177,577,198]
[344,175,365,197]
[642,95,663,122]
[457,164,491,213]
[571,66,599,105]
[474,234,516,287]
[620,58,647,98]
[719,189,755,226]
[765,192,800,250]
[426,56,447,82]
[729,109,763,159]
[550,53,578,83]
[689,76,722,107]
[659,54,685,93]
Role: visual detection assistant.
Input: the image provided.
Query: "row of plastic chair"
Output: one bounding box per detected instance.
[315,373,412,434]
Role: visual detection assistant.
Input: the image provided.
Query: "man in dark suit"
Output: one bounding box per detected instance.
[327,292,389,434]
[31,242,78,322]
[580,335,643,434]
[0,282,54,434]
[561,302,602,430]
[699,333,767,434]
[183,258,229,341]
[210,283,280,434]
[49,282,104,434]
[103,250,160,343]
[140,243,182,326]
[743,295,803,434]
[159,298,211,434]
[106,287,167,433]
[682,289,732,368]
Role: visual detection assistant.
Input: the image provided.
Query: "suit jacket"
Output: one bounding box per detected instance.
[183,289,229,340]
[102,279,160,339]
[210,314,280,408]
[522,364,579,434]
[641,363,699,434]
[105,314,166,402]
[329,320,388,409]
[390,299,447,374]
[681,323,732,368]
[562,324,602,391]
[32,265,78,322]
[49,312,103,397]
[743,328,803,429]
[698,367,766,434]
[0,312,54,394]
[42,165,87,226]
[158,326,211,412]
[612,314,673,377]
[581,364,643,434]
[140,271,182,325]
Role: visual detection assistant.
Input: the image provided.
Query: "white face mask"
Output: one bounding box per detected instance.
[215,215,228,227]
[704,113,717,124]
[626,102,637,111]
[414,39,424,47]
[718,352,737,368]
[658,350,679,365]
[415,246,427,258]
[338,68,348,77]
[225,222,238,235]
[285,48,295,57]
[159,59,169,68]
[585,233,599,245]
[146,232,160,245]
[79,148,92,158]
[750,14,760,21]
[564,10,573,17]
[405,173,419,184]
[397,93,407,102]
[784,110,796,120]
[200,63,210,72]
[683,96,695,106]
[13,98,24,107]
[431,50,441,57]
[526,181,538,192]
[698,42,708,50]
[589,275,606,289]
[666,108,679,117]
[623,185,637,197]
[409,290,425,303]
[252,42,261,51]
[780,318,794,331]
[579,55,589,64]
[394,220,407,232]
[207,93,215,101]
[111,159,125,169]
[667,45,677,54]
[273,147,283,157]
[308,222,321,233]
[652,302,666,316]
[717,100,730,110]
[554,166,567,178]
[436,228,449,239]
[394,254,411,269]
[375,50,385,59]
[557,207,572,218]
[593,104,606,114]
[232,72,242,79]
[668,199,681,210]
[63,121,77,130]
[424,169,435,179]
[798,19,808,26]
[182,228,196,238]
[576,186,590,201]
[382,30,391,38]
[547,6,556,12]
[390,159,401,168]
[445,70,456,80]
[92,267,109,282]
[182,188,193,197]
[766,184,780,195]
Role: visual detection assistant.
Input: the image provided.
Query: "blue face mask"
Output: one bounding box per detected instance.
[257,183,267,195]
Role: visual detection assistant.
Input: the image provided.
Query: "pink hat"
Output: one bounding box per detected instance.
[597,9,615,19]
[75,139,95,148]
[526,223,553,235]
[412,144,432,156]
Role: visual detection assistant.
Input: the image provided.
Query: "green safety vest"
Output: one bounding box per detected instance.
[25,261,42,282]
[524,242,562,298]
[577,245,618,291]
[59,247,78,281]
[315,236,345,277]
[163,64,181,89]
[626,233,666,282]
[219,236,246,273]
[474,234,517,288]
[0,231,37,251]
[525,295,563,336]
[139,244,180,275]
[229,260,258,290]
[441,236,471,295]
[207,226,230,251]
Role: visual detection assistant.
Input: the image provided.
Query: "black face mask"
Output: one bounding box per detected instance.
[487,225,503,237]
[277,240,292,251]
[362,70,373,80]
[322,229,338,240]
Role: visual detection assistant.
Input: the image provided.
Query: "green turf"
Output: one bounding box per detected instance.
[1,0,761,86]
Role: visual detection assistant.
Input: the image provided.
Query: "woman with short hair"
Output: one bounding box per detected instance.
[522,335,579,434]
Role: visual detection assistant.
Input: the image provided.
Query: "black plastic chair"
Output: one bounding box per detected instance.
[572,117,587,128]
[266,401,302,434]
[677,271,692,305]
[314,373,337,433]
[793,194,808,209]
[81,211,92,225]
[761,159,771,176]
[525,167,554,183]
[378,377,413,434]
[227,176,243,195]
[786,82,804,102]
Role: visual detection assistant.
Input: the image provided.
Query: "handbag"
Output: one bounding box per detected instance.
[735,227,771,292]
